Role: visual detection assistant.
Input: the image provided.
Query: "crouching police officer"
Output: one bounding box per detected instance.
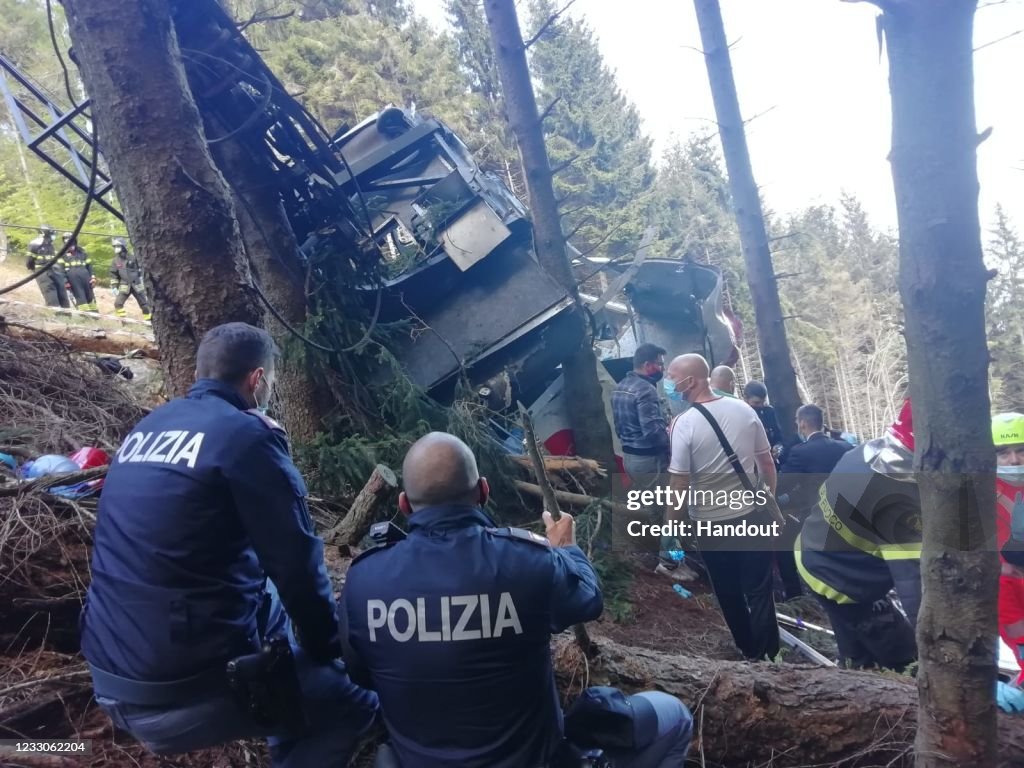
[340,432,693,768]
[80,323,378,767]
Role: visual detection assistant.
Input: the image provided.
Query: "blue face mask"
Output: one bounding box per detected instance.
[663,378,688,403]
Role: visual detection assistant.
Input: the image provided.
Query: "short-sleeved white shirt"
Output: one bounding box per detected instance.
[668,396,772,520]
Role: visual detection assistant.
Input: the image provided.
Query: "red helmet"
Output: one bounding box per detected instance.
[886,399,914,452]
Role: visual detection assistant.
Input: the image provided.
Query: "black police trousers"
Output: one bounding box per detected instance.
[697,509,781,661]
[816,595,917,671]
[36,271,70,308]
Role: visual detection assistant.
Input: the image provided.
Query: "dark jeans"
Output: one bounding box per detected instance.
[697,509,781,660]
[817,595,917,671]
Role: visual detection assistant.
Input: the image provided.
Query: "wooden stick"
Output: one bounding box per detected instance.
[517,404,595,656]
[518,402,562,521]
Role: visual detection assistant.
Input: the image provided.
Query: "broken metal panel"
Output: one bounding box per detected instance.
[331,107,528,264]
[376,242,579,392]
[439,201,512,271]
[596,258,737,372]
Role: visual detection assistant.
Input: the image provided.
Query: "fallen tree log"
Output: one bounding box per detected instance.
[325,464,398,547]
[514,480,628,514]
[2,315,158,359]
[553,635,1024,767]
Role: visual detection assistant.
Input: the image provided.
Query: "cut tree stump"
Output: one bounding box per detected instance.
[553,635,1024,767]
[325,464,398,547]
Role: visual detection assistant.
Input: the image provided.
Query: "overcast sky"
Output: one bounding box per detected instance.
[410,0,1024,236]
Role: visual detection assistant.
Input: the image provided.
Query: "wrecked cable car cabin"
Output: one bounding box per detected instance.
[328,106,739,455]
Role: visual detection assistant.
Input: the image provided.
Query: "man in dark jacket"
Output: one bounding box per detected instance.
[774,404,854,600]
[80,323,377,767]
[611,344,697,581]
[341,433,693,768]
[743,381,784,460]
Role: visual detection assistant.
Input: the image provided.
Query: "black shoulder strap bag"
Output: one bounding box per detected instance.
[689,402,786,528]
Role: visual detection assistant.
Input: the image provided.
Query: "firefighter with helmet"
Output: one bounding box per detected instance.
[58,232,97,312]
[795,399,921,671]
[25,225,70,308]
[109,238,152,321]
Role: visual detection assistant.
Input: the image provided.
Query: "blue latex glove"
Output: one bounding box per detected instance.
[997,681,1024,713]
[672,584,692,599]
[1011,492,1024,542]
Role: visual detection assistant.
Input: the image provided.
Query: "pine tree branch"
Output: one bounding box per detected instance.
[564,216,593,242]
[539,96,562,124]
[743,104,777,126]
[237,8,295,32]
[975,29,1023,51]
[522,0,578,49]
[573,222,627,258]
[550,154,580,176]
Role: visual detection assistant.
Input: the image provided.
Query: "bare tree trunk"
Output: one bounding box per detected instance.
[482,0,614,470]
[870,2,998,765]
[205,134,335,442]
[60,0,262,394]
[693,0,801,445]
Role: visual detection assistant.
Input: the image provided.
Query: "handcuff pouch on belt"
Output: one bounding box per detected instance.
[226,635,307,733]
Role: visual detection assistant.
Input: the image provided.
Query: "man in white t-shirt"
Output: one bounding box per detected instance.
[663,354,780,661]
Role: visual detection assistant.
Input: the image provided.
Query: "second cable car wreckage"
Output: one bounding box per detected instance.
[1,0,738,457]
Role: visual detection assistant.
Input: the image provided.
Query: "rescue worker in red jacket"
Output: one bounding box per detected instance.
[994,413,1024,686]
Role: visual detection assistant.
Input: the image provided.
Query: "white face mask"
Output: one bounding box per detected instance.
[998,464,1024,484]
[254,375,272,415]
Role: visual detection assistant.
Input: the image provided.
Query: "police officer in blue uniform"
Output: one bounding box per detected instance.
[341,432,693,768]
[80,322,378,767]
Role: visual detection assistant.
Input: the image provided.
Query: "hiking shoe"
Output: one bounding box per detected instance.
[655,562,699,583]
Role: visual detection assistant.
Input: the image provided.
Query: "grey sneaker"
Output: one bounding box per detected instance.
[655,561,699,583]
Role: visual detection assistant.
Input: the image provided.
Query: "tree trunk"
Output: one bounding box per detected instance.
[692,0,801,445]
[206,134,334,443]
[873,2,998,765]
[553,635,1024,767]
[60,0,263,395]
[482,0,614,471]
[325,464,397,547]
